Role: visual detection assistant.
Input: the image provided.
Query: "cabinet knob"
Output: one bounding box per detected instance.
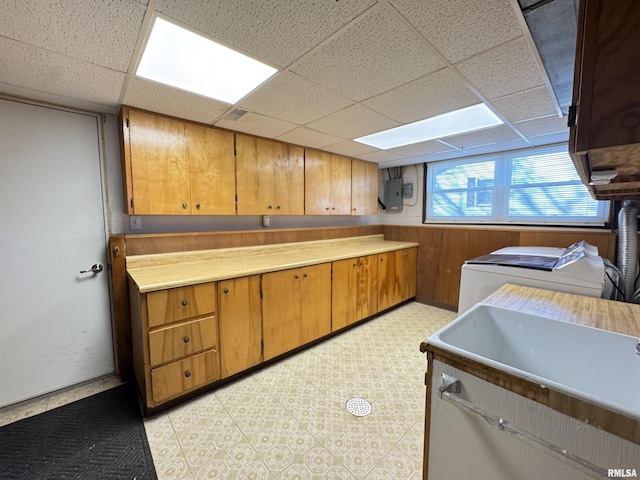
[404,252,408,256]
[353,263,357,267]
[184,371,191,378]
[325,207,330,210]
[267,205,273,209]
[223,288,229,294]
[183,336,190,343]
[182,203,188,209]
[276,205,281,210]
[353,208,357,211]
[196,203,201,209]
[182,300,188,306]
[294,274,299,279]
[331,207,335,210]
[303,273,308,278]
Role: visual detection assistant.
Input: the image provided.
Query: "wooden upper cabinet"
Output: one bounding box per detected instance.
[351,159,378,216]
[236,134,304,215]
[569,0,640,199]
[185,123,235,215]
[305,149,352,215]
[121,107,235,215]
[124,108,190,215]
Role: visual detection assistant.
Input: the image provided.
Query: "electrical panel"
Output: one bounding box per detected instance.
[385,179,403,212]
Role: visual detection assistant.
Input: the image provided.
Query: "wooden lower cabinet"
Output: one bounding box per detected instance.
[218,276,262,377]
[332,255,378,331]
[130,281,220,409]
[130,247,417,412]
[262,264,332,360]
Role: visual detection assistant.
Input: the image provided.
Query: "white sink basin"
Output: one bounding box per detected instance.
[428,304,640,419]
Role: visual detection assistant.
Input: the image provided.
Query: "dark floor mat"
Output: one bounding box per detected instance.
[0,382,157,480]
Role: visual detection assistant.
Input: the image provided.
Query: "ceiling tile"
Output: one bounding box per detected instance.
[363,68,481,123]
[276,127,344,149]
[0,82,119,114]
[155,0,377,68]
[455,37,545,99]
[122,77,231,124]
[290,4,445,101]
[388,139,457,157]
[0,37,125,106]
[215,112,297,139]
[323,140,379,157]
[512,114,568,137]
[0,0,146,71]
[461,138,530,156]
[238,71,353,125]
[491,86,557,122]
[443,124,521,149]
[528,131,570,146]
[306,104,399,139]
[356,150,406,163]
[388,0,524,64]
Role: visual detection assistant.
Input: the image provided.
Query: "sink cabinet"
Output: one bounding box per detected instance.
[425,359,638,479]
[569,0,640,199]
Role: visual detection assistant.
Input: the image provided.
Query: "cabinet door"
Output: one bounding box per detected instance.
[330,154,352,215]
[402,247,417,301]
[262,269,301,360]
[377,250,403,311]
[351,159,378,216]
[127,109,190,214]
[186,123,235,215]
[218,276,262,377]
[356,255,378,321]
[300,263,332,344]
[272,142,304,215]
[331,258,358,330]
[236,134,274,215]
[305,149,332,215]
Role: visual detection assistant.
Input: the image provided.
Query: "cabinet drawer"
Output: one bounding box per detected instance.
[148,316,218,367]
[146,282,216,328]
[151,350,220,404]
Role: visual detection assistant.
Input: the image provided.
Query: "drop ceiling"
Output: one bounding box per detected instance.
[0,0,575,168]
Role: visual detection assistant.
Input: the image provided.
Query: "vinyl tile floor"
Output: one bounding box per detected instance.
[0,301,456,479]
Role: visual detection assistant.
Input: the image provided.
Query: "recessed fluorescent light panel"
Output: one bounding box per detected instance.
[354,103,503,149]
[136,17,277,104]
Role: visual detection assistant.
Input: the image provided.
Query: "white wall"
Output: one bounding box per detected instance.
[102,114,381,235]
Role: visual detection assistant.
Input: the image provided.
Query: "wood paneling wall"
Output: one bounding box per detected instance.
[382,225,616,311]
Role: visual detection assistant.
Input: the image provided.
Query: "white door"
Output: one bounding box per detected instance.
[0,99,114,407]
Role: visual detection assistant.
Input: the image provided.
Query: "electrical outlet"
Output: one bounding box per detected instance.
[130,216,142,230]
[262,215,270,227]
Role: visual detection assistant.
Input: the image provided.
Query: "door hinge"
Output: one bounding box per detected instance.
[125,116,129,128]
[567,105,577,128]
[130,198,134,209]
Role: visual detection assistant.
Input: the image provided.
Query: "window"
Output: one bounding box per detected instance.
[424,145,609,226]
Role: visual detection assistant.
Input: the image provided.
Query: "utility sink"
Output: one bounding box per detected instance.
[427,304,640,419]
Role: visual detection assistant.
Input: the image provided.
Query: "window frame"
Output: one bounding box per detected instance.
[422,144,611,228]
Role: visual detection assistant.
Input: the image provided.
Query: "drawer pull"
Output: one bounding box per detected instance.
[182,300,188,306]
[184,371,191,378]
[183,336,190,343]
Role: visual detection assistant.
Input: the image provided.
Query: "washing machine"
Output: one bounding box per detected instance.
[457,241,605,314]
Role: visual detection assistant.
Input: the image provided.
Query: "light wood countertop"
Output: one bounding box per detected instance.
[127,235,418,292]
[482,283,640,338]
